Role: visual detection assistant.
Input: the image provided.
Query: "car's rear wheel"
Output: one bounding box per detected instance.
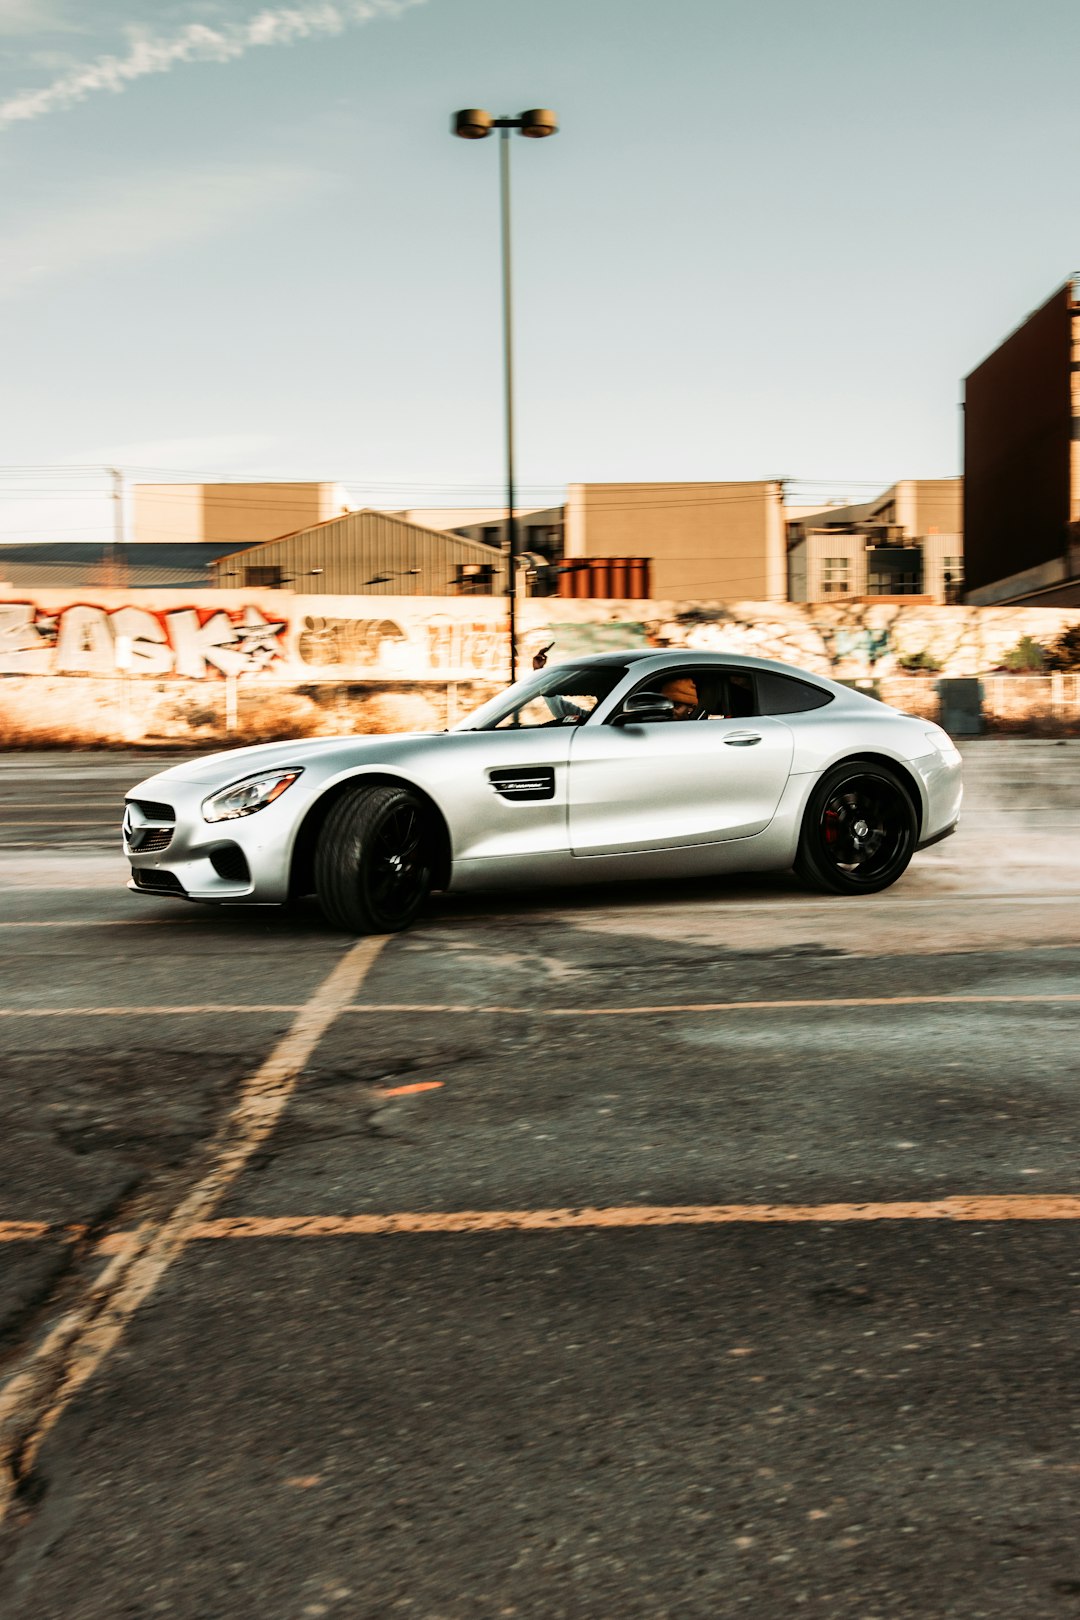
[795,762,917,895]
[314,783,433,934]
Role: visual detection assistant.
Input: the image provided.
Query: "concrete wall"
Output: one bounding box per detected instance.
[565,481,786,601]
[6,589,1080,746]
[5,589,1080,684]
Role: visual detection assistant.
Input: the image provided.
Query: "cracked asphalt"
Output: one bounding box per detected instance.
[0,740,1079,1619]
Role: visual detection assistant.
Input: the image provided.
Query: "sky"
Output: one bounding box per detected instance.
[0,0,1077,542]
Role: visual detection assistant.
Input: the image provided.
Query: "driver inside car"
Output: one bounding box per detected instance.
[657,675,703,719]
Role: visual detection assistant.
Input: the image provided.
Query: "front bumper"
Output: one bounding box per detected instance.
[123,779,295,904]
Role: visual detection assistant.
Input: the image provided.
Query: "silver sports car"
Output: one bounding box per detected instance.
[123,651,963,933]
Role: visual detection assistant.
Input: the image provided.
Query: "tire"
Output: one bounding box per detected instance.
[795,762,917,895]
[314,784,433,934]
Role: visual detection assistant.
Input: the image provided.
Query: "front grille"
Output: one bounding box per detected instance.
[140,828,173,852]
[124,798,176,853]
[132,869,186,895]
[128,799,175,822]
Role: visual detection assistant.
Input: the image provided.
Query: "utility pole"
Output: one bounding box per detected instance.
[107,467,128,589]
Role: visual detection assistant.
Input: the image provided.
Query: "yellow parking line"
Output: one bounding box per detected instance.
[5,1197,1080,1247]
[344,993,1080,1015]
[185,1196,1080,1235]
[0,1005,305,1017]
[2,992,1080,1019]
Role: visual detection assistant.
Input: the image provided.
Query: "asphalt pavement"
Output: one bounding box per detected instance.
[1,740,1079,1619]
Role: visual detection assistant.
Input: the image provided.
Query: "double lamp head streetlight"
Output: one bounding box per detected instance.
[451,107,558,681]
[452,108,558,141]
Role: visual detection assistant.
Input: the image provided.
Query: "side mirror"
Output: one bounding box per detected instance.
[612,691,675,726]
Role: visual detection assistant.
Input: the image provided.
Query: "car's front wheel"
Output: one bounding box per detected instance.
[795,762,917,895]
[314,783,433,934]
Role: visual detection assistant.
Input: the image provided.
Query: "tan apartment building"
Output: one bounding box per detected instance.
[135,482,351,547]
[787,479,963,604]
[564,481,787,601]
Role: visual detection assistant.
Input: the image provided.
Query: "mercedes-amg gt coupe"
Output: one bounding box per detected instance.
[123,650,963,933]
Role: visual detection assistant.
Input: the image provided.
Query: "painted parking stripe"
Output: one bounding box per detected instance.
[0,935,388,1525]
[150,1197,1080,1233]
[5,1197,1080,1248]
[0,1004,305,1016]
[2,991,1080,1019]
[345,993,1080,1015]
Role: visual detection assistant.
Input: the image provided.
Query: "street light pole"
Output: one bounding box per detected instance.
[452,107,558,684]
[499,125,518,682]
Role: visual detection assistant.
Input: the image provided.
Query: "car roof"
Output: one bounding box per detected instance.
[569,648,838,685]
[561,649,654,666]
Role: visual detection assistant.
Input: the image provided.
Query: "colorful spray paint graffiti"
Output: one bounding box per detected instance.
[0,593,651,682]
[0,601,288,678]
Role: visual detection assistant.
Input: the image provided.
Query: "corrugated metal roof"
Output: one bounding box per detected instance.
[209,508,508,596]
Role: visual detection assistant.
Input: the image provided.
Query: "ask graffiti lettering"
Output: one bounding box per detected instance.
[0,602,289,678]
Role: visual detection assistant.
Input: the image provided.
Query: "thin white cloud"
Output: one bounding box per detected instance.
[0,0,77,34]
[0,0,424,126]
[0,161,336,298]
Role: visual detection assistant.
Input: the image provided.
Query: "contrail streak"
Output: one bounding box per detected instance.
[0,1,424,128]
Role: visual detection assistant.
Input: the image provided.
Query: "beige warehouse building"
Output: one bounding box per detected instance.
[564,481,787,600]
[135,482,351,547]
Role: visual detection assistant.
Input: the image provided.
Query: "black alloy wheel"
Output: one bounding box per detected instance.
[795,763,917,895]
[314,783,433,933]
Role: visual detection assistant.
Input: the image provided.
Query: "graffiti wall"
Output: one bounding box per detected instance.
[3,588,1080,681]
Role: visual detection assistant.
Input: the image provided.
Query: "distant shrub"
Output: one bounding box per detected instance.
[897,649,943,674]
[1001,635,1047,673]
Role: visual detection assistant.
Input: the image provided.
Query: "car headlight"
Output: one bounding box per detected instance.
[923,728,962,763]
[202,769,303,822]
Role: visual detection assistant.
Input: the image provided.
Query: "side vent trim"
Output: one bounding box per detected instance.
[488,766,556,803]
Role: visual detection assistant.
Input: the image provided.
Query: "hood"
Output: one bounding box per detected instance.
[132,731,441,791]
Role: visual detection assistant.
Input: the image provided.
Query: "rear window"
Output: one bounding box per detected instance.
[755,671,834,715]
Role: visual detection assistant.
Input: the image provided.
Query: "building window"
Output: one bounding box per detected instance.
[942,556,963,604]
[455,562,496,595]
[246,565,283,588]
[822,556,850,594]
[868,567,921,594]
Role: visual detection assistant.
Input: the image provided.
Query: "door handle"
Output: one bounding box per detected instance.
[723,732,762,746]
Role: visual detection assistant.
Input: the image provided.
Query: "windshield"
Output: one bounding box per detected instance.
[454,663,630,731]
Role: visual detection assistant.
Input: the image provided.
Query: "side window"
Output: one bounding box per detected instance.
[620,667,758,720]
[756,671,833,715]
